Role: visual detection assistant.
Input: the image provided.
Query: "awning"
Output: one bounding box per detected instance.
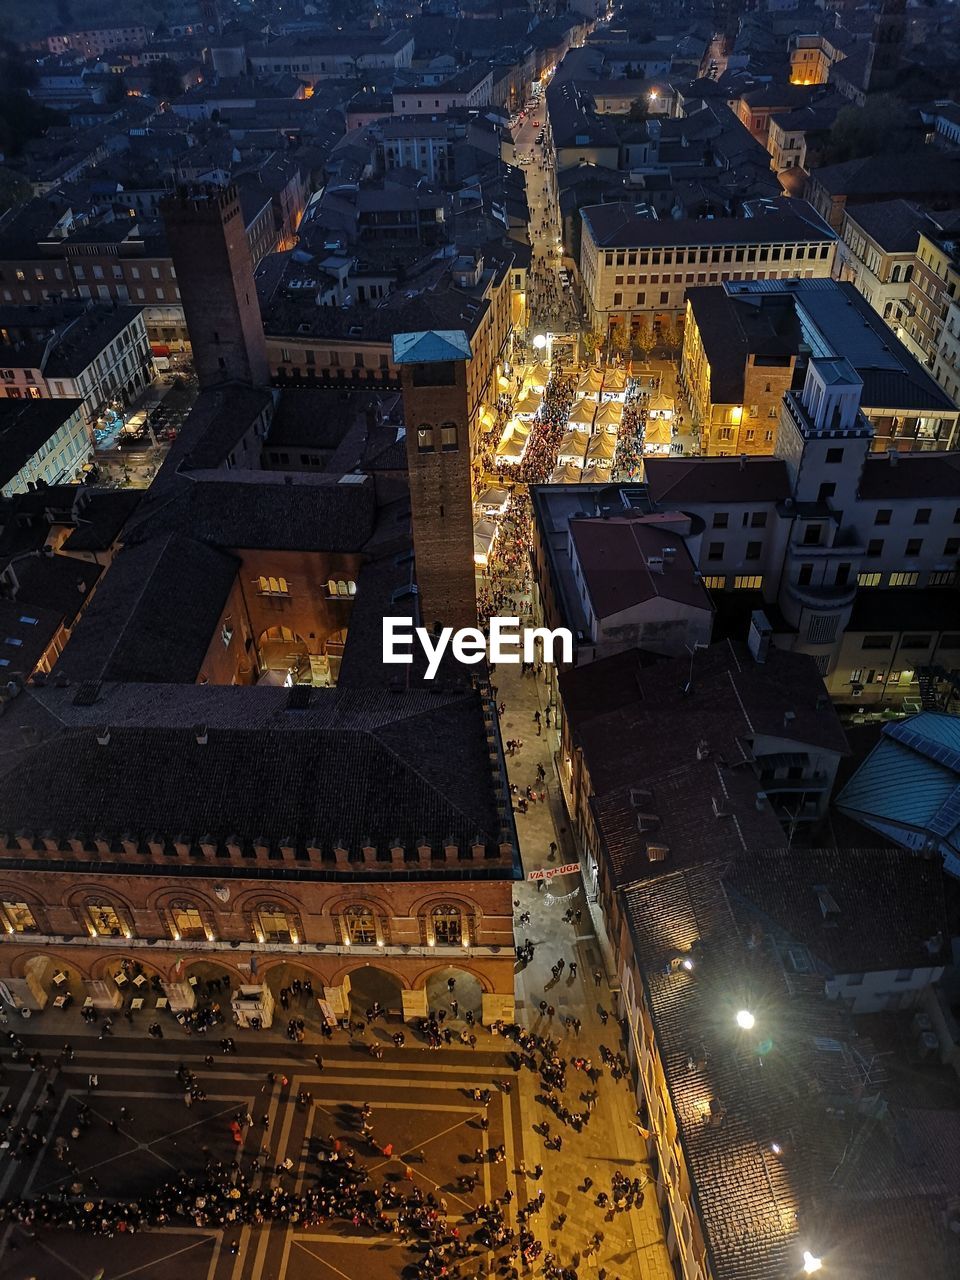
[595,401,622,427]
[586,433,615,462]
[568,400,595,427]
[557,430,588,464]
[548,462,584,484]
[474,517,498,564]
[603,368,627,392]
[477,485,510,514]
[515,392,542,416]
[644,419,673,445]
[527,362,551,389]
[576,369,604,396]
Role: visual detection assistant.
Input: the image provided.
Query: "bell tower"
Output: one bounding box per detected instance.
[393,330,477,634]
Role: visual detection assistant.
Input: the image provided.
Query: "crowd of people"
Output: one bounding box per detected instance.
[0,1001,648,1280]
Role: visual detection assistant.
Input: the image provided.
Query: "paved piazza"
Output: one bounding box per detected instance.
[1,1029,525,1280]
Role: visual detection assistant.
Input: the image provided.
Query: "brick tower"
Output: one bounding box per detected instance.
[393,330,477,634]
[160,185,269,390]
[864,0,905,94]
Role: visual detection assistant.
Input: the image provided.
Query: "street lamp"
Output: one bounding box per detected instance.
[736,1009,755,1030]
[532,334,547,350]
[802,1251,823,1275]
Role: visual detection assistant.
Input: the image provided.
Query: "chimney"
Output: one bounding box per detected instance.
[889,450,898,466]
[747,610,772,664]
[739,453,747,470]
[194,723,208,745]
[96,727,111,746]
[783,710,797,728]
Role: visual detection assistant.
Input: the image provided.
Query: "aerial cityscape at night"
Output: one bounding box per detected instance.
[0,1,959,1278]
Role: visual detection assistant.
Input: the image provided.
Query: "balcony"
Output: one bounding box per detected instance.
[785,578,858,610]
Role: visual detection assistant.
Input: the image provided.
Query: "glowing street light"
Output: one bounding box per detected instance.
[532,334,547,350]
[736,1009,756,1030]
[802,1251,823,1275]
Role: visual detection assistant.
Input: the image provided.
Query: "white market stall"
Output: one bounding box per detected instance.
[595,401,623,431]
[474,517,499,566]
[586,433,616,465]
[602,368,628,396]
[648,391,675,419]
[495,418,531,465]
[643,419,673,452]
[575,369,604,397]
[582,463,613,483]
[526,363,551,391]
[557,430,589,467]
[515,391,542,418]
[477,486,510,516]
[548,462,585,484]
[568,399,596,429]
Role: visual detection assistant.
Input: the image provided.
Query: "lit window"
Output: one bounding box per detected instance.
[431,903,463,946]
[257,576,289,595]
[88,902,124,937]
[857,572,881,587]
[257,904,292,943]
[734,575,763,590]
[343,905,377,945]
[2,901,39,933]
[170,902,205,940]
[702,575,726,589]
[889,571,919,587]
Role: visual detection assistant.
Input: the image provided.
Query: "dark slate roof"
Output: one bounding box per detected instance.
[267,388,378,451]
[581,200,833,250]
[725,847,948,975]
[0,600,65,674]
[685,286,801,404]
[808,153,960,200]
[60,489,144,553]
[621,865,826,1280]
[559,640,847,886]
[858,452,960,501]
[55,533,240,685]
[179,385,275,472]
[0,682,510,862]
[127,472,379,553]
[0,399,83,489]
[843,198,932,254]
[3,553,101,629]
[645,456,791,505]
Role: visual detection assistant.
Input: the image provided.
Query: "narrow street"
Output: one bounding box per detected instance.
[489,618,676,1280]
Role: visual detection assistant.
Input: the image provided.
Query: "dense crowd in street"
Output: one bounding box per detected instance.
[1,986,646,1280]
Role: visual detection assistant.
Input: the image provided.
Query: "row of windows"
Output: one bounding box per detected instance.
[707,541,764,561]
[279,349,392,371]
[602,243,830,269]
[865,536,960,558]
[1,900,471,948]
[701,575,764,590]
[417,422,459,453]
[861,632,960,651]
[874,506,960,525]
